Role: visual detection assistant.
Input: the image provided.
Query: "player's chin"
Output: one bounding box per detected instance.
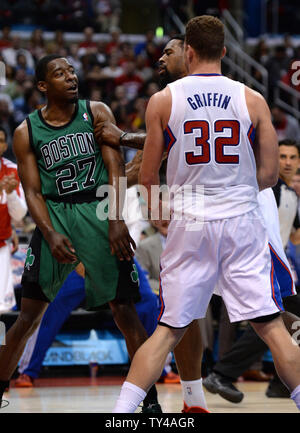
[67,93,79,103]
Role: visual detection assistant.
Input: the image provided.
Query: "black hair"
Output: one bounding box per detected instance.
[0,126,7,140]
[35,54,64,82]
[171,34,185,44]
[279,139,300,157]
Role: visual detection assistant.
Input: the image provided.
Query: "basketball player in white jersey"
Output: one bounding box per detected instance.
[112,15,300,413]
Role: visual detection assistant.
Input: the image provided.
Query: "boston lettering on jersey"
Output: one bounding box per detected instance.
[187,93,231,110]
[26,100,109,198]
[41,132,96,169]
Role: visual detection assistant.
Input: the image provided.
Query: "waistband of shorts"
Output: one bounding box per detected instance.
[44,188,108,204]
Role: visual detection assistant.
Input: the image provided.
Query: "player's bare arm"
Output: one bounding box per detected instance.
[245,87,279,190]
[94,121,146,150]
[139,89,171,214]
[91,101,136,261]
[13,121,77,264]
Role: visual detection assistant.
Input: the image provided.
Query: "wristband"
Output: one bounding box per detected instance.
[119,131,128,144]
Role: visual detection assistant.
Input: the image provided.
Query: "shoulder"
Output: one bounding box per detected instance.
[244,86,270,126]
[89,100,114,124]
[14,119,29,137]
[146,88,171,122]
[244,86,268,109]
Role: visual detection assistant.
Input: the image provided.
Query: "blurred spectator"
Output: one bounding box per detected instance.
[136,218,169,296]
[0,26,12,50]
[2,65,20,101]
[271,105,300,142]
[145,40,162,68]
[101,54,123,79]
[13,87,44,125]
[251,38,270,67]
[0,125,27,313]
[29,29,46,60]
[94,0,122,32]
[135,55,154,82]
[95,41,108,65]
[110,85,129,128]
[0,97,16,159]
[283,34,296,59]
[106,26,122,55]
[134,30,156,57]
[89,87,103,102]
[273,139,300,248]
[15,53,35,78]
[145,81,160,98]
[53,30,66,51]
[118,42,135,67]
[2,36,35,70]
[67,44,83,78]
[128,97,146,132]
[78,27,98,56]
[266,45,292,100]
[115,62,144,101]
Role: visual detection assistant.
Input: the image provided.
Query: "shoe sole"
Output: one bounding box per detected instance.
[218,389,244,403]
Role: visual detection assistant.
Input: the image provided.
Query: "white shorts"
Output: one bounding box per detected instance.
[257,188,296,298]
[0,243,16,313]
[158,208,283,327]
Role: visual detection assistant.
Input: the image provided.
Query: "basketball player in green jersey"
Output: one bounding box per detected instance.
[0,55,161,412]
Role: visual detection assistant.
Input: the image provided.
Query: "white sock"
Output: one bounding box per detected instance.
[113,381,147,413]
[291,384,300,410]
[181,378,208,409]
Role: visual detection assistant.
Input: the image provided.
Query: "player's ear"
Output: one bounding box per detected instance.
[221,46,226,59]
[37,80,47,94]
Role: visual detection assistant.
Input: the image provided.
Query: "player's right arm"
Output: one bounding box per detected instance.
[245,87,279,191]
[13,121,77,264]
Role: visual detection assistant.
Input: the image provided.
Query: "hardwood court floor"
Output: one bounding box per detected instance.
[1,377,297,413]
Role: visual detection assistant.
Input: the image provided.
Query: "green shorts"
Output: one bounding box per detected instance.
[21,199,140,309]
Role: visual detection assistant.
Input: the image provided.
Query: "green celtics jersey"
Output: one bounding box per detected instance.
[26,100,108,198]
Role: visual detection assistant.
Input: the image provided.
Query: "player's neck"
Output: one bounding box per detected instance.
[188,60,222,76]
[280,174,293,187]
[42,100,77,126]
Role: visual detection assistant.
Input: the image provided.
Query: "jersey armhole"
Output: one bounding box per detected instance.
[25,117,35,152]
[86,100,94,126]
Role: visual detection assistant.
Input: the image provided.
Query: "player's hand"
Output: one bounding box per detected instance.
[94,121,123,147]
[45,231,77,264]
[11,229,19,255]
[2,174,18,194]
[108,220,136,261]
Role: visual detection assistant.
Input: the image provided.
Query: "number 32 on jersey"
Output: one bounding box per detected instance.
[184,119,240,165]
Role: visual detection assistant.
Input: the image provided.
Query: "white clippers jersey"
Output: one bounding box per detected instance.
[165,74,258,221]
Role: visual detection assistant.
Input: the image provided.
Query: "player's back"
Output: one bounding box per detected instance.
[165,74,258,221]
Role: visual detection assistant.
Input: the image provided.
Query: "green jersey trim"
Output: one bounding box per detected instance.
[37,102,79,130]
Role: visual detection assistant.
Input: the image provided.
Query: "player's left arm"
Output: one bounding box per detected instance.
[139,90,169,218]
[90,101,136,261]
